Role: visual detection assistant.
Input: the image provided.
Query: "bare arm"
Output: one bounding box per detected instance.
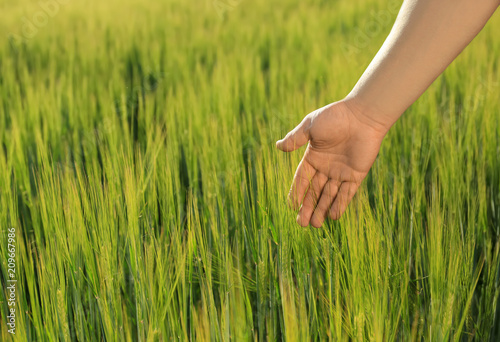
[276,0,499,227]
[346,0,500,133]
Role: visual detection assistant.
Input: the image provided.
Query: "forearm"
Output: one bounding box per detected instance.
[345,0,499,133]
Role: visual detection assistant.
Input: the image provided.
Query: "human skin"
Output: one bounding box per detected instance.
[276,0,500,228]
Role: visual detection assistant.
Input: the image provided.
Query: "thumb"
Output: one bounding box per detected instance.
[275,117,311,152]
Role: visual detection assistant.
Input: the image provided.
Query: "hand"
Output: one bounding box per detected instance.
[276,99,387,227]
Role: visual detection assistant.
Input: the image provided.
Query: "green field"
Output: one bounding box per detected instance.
[1,0,500,340]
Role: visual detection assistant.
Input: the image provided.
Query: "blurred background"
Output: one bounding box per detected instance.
[1,0,500,340]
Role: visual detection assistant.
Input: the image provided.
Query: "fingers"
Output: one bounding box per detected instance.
[276,117,311,152]
[288,159,316,210]
[297,173,328,227]
[310,181,339,228]
[329,182,358,221]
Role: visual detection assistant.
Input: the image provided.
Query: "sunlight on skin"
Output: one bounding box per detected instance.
[277,0,500,227]
[276,100,385,228]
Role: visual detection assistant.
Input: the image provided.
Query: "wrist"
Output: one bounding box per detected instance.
[342,94,395,137]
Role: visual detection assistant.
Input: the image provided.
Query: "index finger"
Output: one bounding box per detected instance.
[288,158,316,210]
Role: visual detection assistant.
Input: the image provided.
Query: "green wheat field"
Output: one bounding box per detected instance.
[1,0,499,340]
